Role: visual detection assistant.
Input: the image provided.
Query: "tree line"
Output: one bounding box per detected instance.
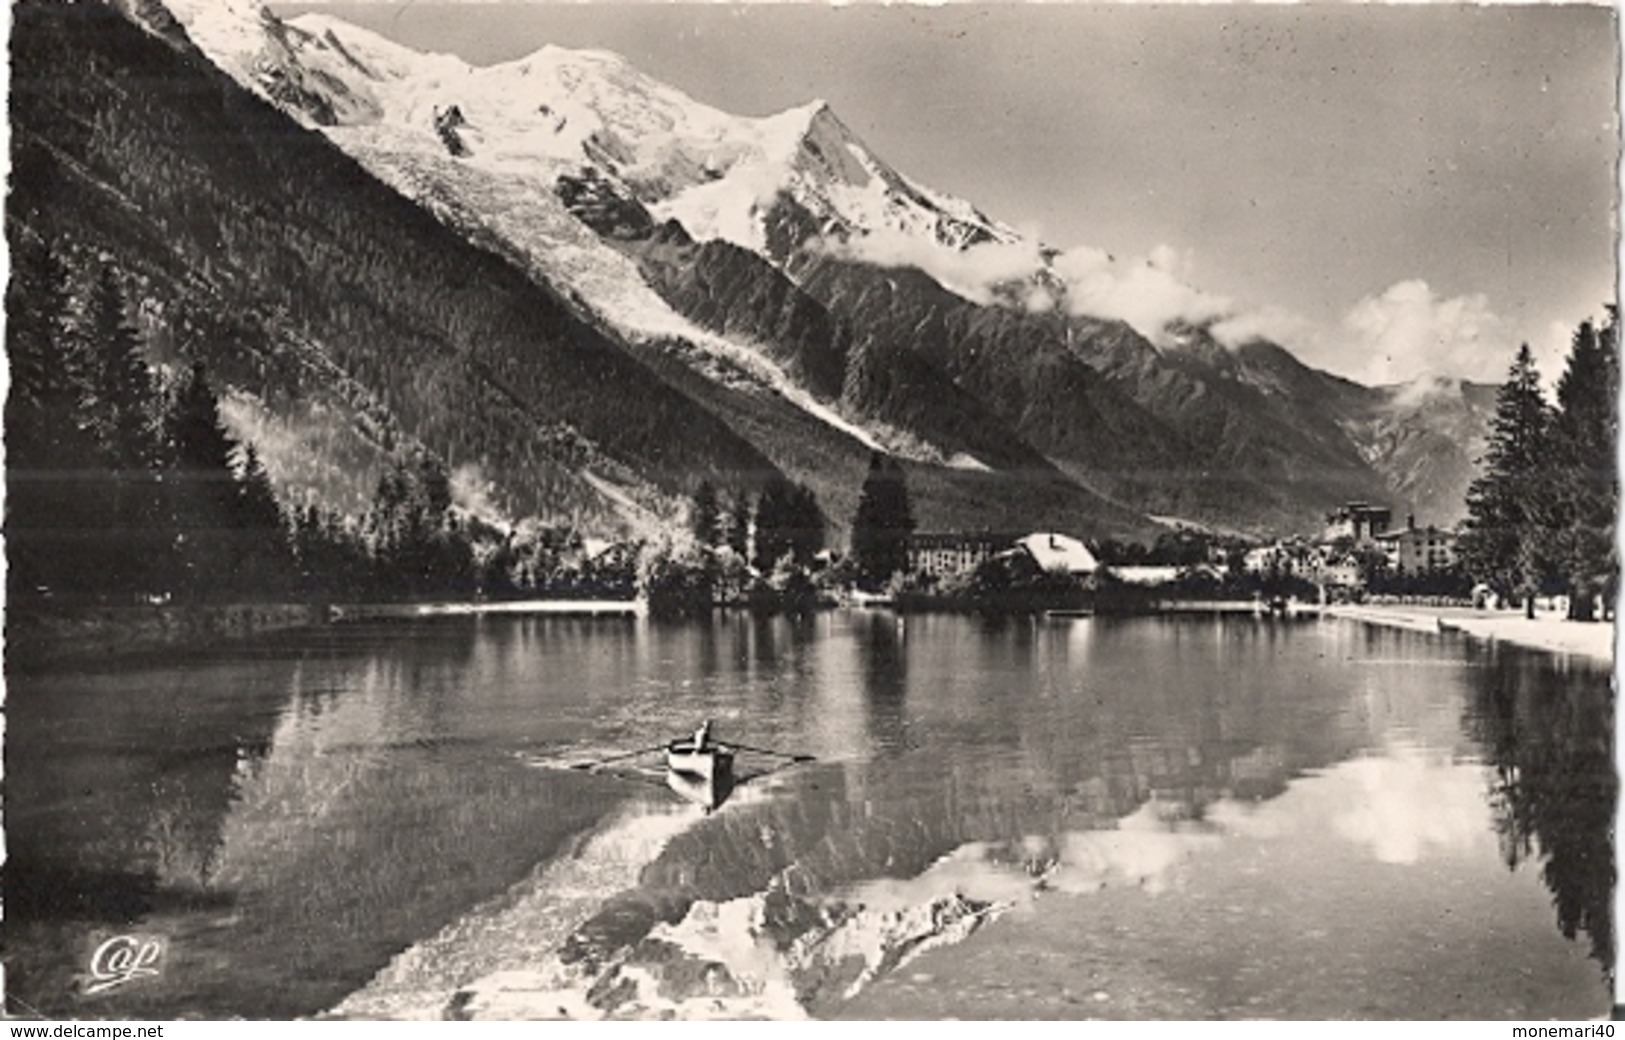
[5,238,637,607]
[12,0,780,533]
[8,234,937,613]
[1458,312,1618,620]
[8,236,292,603]
[654,452,922,614]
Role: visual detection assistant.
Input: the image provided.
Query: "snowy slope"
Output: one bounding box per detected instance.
[158,0,1014,461]
[161,1,1020,261]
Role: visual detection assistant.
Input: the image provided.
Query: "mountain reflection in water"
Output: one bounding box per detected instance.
[2,613,1611,1019]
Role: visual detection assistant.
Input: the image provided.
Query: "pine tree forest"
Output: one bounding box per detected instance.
[1458,312,1618,620]
[4,237,654,607]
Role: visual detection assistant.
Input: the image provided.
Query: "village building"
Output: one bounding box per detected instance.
[905,532,1011,577]
[1311,554,1364,588]
[1322,502,1393,547]
[1243,541,1318,579]
[1376,516,1459,574]
[1014,532,1100,576]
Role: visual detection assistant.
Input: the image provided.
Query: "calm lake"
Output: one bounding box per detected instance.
[5,611,1613,1019]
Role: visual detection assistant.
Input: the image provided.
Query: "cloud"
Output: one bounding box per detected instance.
[1214,279,1526,388]
[823,230,1046,305]
[1334,279,1509,386]
[1210,305,1317,351]
[1045,801,1220,896]
[1385,373,1464,410]
[1529,319,1580,386]
[1330,748,1488,866]
[1022,284,1057,314]
[1051,244,1232,344]
[827,226,1531,386]
[826,232,1236,345]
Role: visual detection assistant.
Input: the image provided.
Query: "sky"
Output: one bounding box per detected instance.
[278,2,1620,388]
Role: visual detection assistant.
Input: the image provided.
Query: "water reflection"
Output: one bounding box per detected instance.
[4,613,1612,1019]
[1462,645,1615,973]
[1328,745,1488,865]
[852,613,908,753]
[6,622,634,1018]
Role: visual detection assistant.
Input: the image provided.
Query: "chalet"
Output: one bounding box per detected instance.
[1015,532,1099,576]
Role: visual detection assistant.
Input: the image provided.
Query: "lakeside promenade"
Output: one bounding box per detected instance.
[1323,602,1616,664]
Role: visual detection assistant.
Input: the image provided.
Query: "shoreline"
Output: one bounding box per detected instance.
[339,598,646,620]
[5,598,649,670]
[5,601,329,671]
[1321,602,1616,664]
[11,596,1615,671]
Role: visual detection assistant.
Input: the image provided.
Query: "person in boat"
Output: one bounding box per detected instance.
[691,719,712,751]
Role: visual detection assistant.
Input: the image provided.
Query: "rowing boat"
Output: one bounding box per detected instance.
[665,721,735,811]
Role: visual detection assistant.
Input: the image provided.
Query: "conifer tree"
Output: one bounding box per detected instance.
[6,233,83,465]
[294,504,367,601]
[363,453,473,599]
[785,483,825,566]
[228,443,294,597]
[5,234,99,597]
[753,479,791,573]
[1459,344,1554,615]
[690,479,720,549]
[74,265,170,595]
[80,265,158,468]
[753,479,824,571]
[162,361,241,599]
[850,452,915,590]
[726,493,752,560]
[1546,313,1619,620]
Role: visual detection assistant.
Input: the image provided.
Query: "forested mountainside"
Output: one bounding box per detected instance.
[136,0,1496,536]
[10,0,788,535]
[28,0,1500,551]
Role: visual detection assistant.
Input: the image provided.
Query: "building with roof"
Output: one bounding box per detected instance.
[906,532,1011,578]
[1376,517,1459,574]
[1323,502,1393,547]
[1015,532,1100,576]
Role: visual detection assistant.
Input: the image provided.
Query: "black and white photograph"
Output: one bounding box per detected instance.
[4,0,1618,1023]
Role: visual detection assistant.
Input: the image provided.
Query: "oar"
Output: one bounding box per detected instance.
[722,741,816,763]
[568,743,669,770]
[734,759,809,785]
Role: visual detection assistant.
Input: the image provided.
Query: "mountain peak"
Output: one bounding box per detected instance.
[159,2,1016,260]
[790,97,834,123]
[160,0,277,61]
[89,0,1498,536]
[525,42,630,66]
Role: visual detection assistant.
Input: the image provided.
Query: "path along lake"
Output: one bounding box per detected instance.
[5,611,1613,1019]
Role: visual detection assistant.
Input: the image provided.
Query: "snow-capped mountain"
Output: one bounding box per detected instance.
[161,0,1020,262]
[150,1,1027,468]
[137,0,1488,534]
[148,0,1122,507]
